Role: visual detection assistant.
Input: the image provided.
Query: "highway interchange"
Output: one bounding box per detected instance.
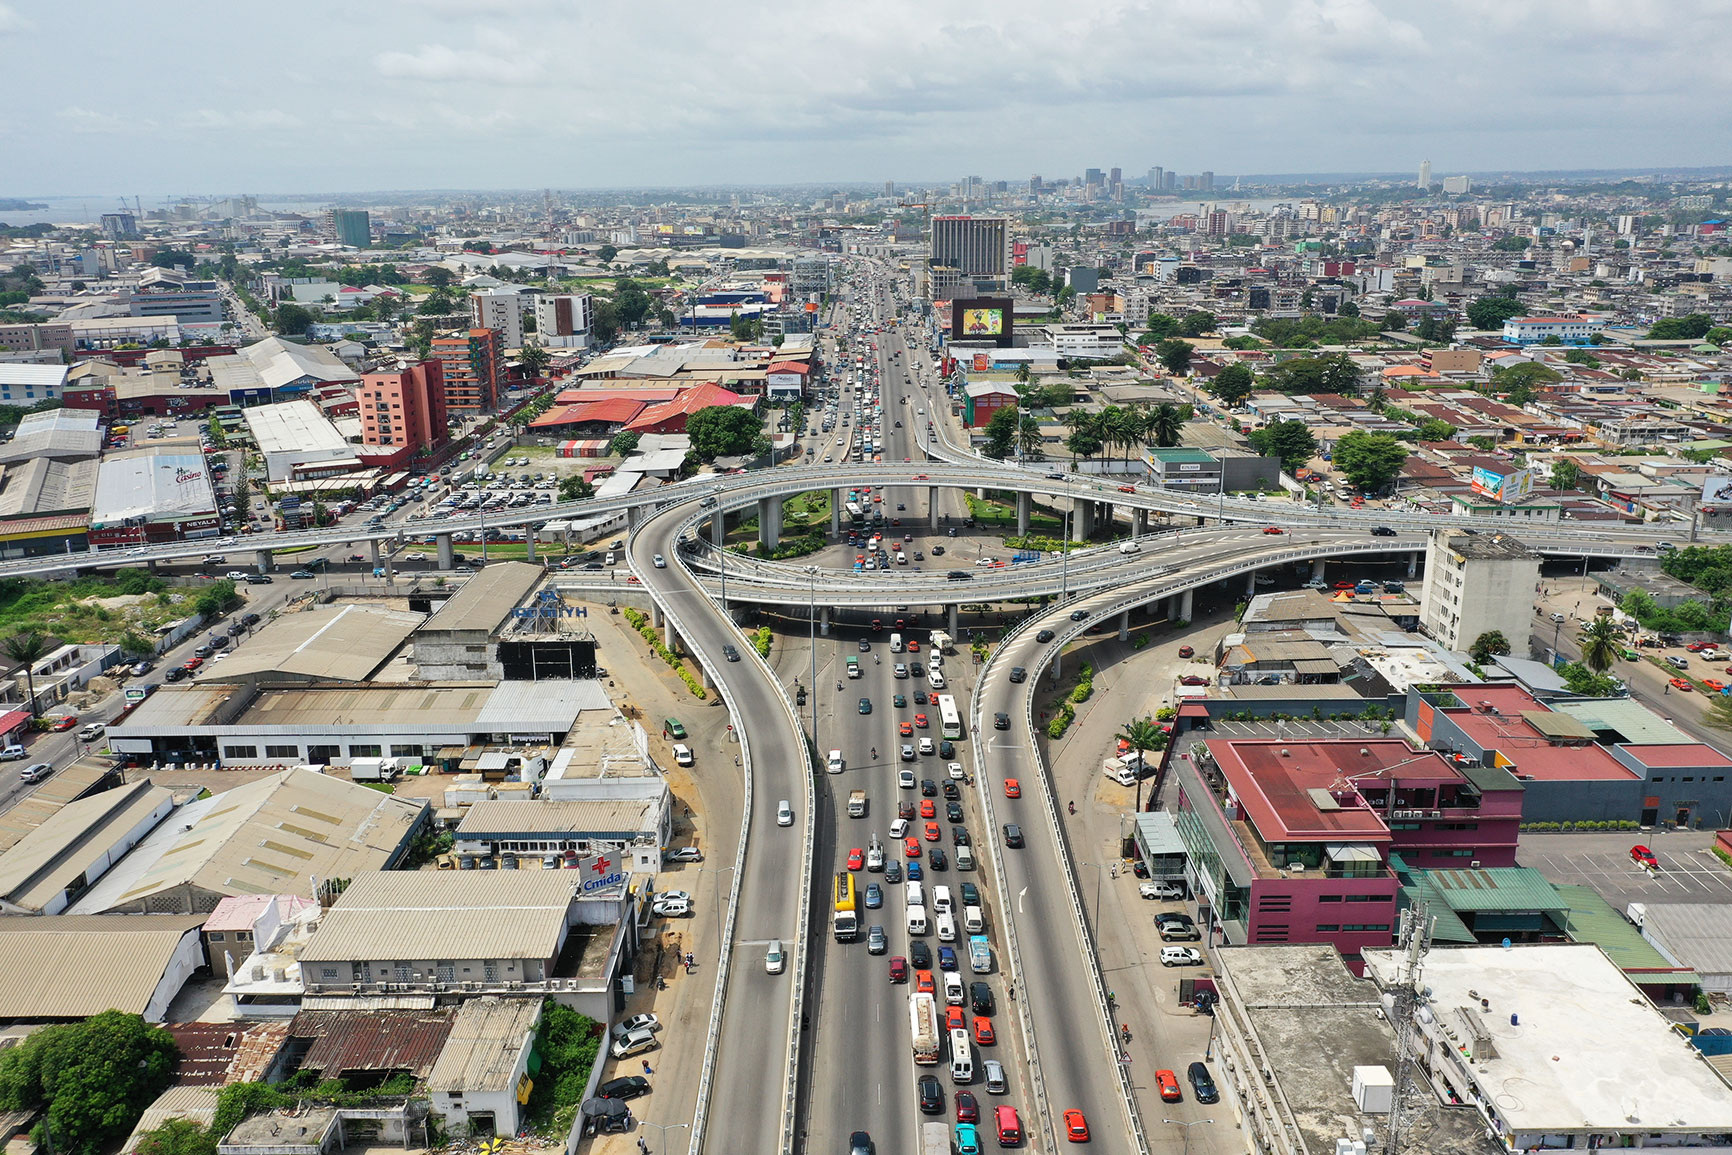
[31,258,1704,1155]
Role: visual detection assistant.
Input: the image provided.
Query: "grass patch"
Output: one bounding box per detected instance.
[964,493,1064,534]
[0,569,202,644]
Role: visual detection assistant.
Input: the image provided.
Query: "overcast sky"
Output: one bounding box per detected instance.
[5,0,1729,197]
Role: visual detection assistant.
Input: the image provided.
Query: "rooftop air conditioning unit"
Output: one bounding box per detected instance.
[1470,860,1481,869]
[1289,863,1306,872]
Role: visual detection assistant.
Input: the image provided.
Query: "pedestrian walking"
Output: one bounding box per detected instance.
[638,1137,649,1154]
[642,1059,653,1076]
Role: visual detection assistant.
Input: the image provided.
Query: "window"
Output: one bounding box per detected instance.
[390,744,424,758]
[1317,894,1343,903]
[208,932,225,942]
[348,744,382,758]
[307,744,341,763]
[223,744,258,759]
[1314,924,1340,933]
[1341,924,1390,933]
[265,744,299,759]
[321,967,340,981]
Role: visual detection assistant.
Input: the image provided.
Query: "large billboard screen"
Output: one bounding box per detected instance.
[1471,466,1534,503]
[949,297,1014,347]
[1702,475,1732,505]
[961,308,1004,337]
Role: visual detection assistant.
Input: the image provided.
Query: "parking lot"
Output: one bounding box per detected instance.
[1519,828,1732,912]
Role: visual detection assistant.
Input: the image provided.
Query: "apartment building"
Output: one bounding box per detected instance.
[1419,529,1540,653]
[358,361,449,451]
[470,290,524,349]
[432,329,504,412]
[533,294,592,349]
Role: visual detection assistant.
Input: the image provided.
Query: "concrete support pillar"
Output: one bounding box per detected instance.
[1407,551,1419,578]
[1119,609,1131,642]
[759,496,782,551]
[831,490,842,536]
[652,603,665,629]
[1132,508,1148,536]
[1100,502,1114,533]
[1311,559,1326,581]
[701,662,717,692]
[820,607,831,637]
[976,487,987,501]
[1076,500,1096,539]
[1179,588,1194,623]
[369,540,380,567]
[1051,650,1063,681]
[711,510,725,546]
[929,487,939,528]
[948,603,959,637]
[524,533,536,562]
[1016,491,1031,538]
[254,549,273,573]
[664,619,679,653]
[626,504,642,531]
[1246,570,1258,596]
[437,534,455,570]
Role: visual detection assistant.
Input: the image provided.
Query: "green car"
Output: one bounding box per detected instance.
[1620,649,1640,661]
[858,698,872,715]
[662,718,687,740]
[894,694,908,709]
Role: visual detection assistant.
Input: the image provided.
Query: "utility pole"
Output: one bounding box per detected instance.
[1381,902,1432,1155]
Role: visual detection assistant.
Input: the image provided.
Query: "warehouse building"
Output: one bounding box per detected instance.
[0,914,206,1022]
[87,447,221,545]
[243,399,359,482]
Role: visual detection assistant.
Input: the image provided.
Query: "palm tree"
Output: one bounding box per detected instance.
[1150,403,1184,449]
[3,631,48,717]
[1117,716,1165,813]
[1577,616,1621,674]
[1107,407,1141,468]
[1017,414,1045,461]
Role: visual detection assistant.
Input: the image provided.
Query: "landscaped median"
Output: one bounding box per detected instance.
[621,607,708,699]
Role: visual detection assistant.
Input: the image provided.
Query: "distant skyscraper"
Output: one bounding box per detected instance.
[928,216,1010,296]
[1418,160,1432,190]
[100,212,139,241]
[1030,175,1042,194]
[1085,168,1104,187]
[884,180,894,197]
[1149,166,1164,189]
[324,209,370,248]
[1200,171,1214,191]
[1442,175,1471,195]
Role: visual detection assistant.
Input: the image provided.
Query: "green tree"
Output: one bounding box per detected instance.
[1648,314,1713,340]
[1155,338,1194,377]
[418,288,455,315]
[607,431,641,457]
[423,267,454,289]
[1562,348,1601,368]
[1208,363,1255,408]
[1705,326,1732,347]
[1116,716,1165,811]
[557,474,595,501]
[2,631,47,716]
[1490,236,1531,252]
[193,579,238,620]
[273,303,315,336]
[1140,312,1179,340]
[1550,458,1581,491]
[1064,411,1103,463]
[613,278,653,329]
[1246,420,1318,472]
[1415,418,1457,442]
[135,1118,218,1155]
[1493,361,1563,392]
[1577,616,1621,674]
[1333,431,1409,493]
[518,341,550,381]
[0,1010,178,1155]
[150,249,197,269]
[1466,295,1525,331]
[1468,435,1498,452]
[983,406,1020,460]
[1338,299,1361,317]
[1177,311,1216,338]
[685,405,764,461]
[1148,403,1185,449]
[1558,661,1621,697]
[595,244,618,265]
[1469,630,1512,664]
[590,298,620,344]
[1321,352,1362,395]
[1015,413,1045,461]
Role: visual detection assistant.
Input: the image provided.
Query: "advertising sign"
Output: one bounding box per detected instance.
[1702,475,1732,505]
[1470,466,1534,503]
[961,308,1004,337]
[573,853,630,896]
[972,353,990,372]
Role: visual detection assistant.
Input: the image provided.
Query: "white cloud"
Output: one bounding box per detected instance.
[0,3,30,34]
[375,41,543,84]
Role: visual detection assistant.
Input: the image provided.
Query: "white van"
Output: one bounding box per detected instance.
[949,1028,974,1082]
[1104,759,1138,787]
[964,905,984,934]
[936,911,957,943]
[906,881,925,909]
[827,749,844,774]
[906,904,929,936]
[955,844,975,871]
[928,669,947,690]
[1119,540,1141,554]
[889,632,904,653]
[931,885,953,915]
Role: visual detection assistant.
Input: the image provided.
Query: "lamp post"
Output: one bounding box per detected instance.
[1061,476,1073,604]
[696,865,735,959]
[714,489,727,617]
[806,565,820,754]
[1078,860,1111,938]
[1164,1119,1215,1155]
[636,1120,690,1155]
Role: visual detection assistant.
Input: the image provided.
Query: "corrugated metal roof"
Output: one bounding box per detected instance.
[123,1086,222,1154]
[418,561,543,634]
[163,1021,257,1085]
[1423,866,1569,913]
[299,871,579,963]
[456,798,660,839]
[0,781,175,912]
[474,680,610,732]
[0,757,124,854]
[211,604,424,684]
[291,1008,454,1077]
[0,914,204,1019]
[1554,885,1700,983]
[1636,903,1732,981]
[426,997,541,1095]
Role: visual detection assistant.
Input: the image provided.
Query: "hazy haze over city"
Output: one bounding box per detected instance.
[4,0,1731,194]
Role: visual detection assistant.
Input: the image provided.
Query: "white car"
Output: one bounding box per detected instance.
[672,743,694,766]
[653,554,667,568]
[943,970,965,1005]
[1160,946,1204,967]
[898,769,916,789]
[664,847,703,863]
[610,1028,660,1059]
[765,939,786,974]
[651,896,692,918]
[866,842,885,871]
[889,818,909,839]
[918,737,935,755]
[609,1013,661,1040]
[947,762,965,780]
[777,799,794,826]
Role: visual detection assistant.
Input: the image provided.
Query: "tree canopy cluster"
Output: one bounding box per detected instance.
[686,405,767,462]
[0,1011,178,1155]
[1332,431,1410,492]
[1248,313,1382,348]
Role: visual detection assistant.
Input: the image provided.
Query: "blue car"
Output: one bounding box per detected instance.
[907,859,923,882]
[858,698,872,715]
[955,1123,981,1155]
[938,945,957,971]
[864,883,883,909]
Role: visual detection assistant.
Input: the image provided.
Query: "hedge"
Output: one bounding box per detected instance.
[621,607,708,700]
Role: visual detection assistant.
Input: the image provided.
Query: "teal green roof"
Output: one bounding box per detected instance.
[1398,873,1476,942]
[1418,865,1569,913]
[1554,885,1699,983]
[1146,448,1217,464]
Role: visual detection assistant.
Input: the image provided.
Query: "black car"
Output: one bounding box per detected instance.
[163,666,190,683]
[942,780,960,801]
[722,644,740,662]
[598,1075,651,1101]
[952,825,970,846]
[850,1132,874,1155]
[1370,526,1397,537]
[1069,609,1089,621]
[970,982,995,1016]
[921,779,937,796]
[917,1074,945,1114]
[994,712,1011,730]
[929,847,947,870]
[931,545,945,555]
[960,882,980,907]
[1003,823,1024,848]
[1187,1061,1219,1103]
[946,801,964,823]
[914,690,929,705]
[946,570,971,581]
[909,939,932,969]
[938,740,955,759]
[859,638,871,651]
[1036,629,1056,643]
[1008,666,1027,683]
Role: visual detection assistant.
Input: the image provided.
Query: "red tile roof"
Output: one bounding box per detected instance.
[1204,738,1416,842]
[626,383,753,430]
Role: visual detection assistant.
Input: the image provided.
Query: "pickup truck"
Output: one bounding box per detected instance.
[848,789,867,818]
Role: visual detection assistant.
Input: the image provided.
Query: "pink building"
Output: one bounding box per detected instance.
[1174,738,1523,971]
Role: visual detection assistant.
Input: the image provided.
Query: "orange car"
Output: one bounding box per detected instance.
[924,821,941,841]
[915,969,935,995]
[1705,679,1727,693]
[921,799,936,818]
[1004,779,1021,799]
[914,713,929,728]
[1155,1069,1182,1101]
[946,1005,966,1032]
[973,1016,995,1045]
[899,721,914,737]
[1669,677,1693,692]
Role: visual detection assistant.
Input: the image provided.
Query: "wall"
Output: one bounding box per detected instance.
[144,928,209,1021]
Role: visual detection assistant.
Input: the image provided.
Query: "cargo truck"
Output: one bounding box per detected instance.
[930,629,953,654]
[920,1121,951,1155]
[848,789,867,818]
[968,935,992,974]
[833,871,858,941]
[909,992,941,1065]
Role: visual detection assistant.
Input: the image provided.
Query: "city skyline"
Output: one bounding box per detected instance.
[4,0,1731,196]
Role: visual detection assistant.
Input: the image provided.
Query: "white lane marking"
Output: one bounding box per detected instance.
[1018,886,1029,915]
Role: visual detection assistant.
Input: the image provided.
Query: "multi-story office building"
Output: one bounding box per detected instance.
[324,209,371,249]
[1419,530,1541,653]
[533,294,592,349]
[128,290,223,325]
[1418,159,1432,190]
[100,212,139,241]
[357,361,449,452]
[0,324,75,356]
[928,215,1010,297]
[470,290,523,350]
[432,329,504,412]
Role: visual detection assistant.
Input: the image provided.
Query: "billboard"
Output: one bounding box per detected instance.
[961,307,1004,337]
[1471,466,1535,503]
[949,296,1014,347]
[1702,475,1732,505]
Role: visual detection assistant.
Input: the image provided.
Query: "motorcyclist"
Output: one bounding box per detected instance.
[1068,801,1075,815]
[871,747,878,760]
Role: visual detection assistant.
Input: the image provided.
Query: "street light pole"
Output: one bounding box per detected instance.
[806,565,819,755]
[697,865,736,960]
[1079,860,1109,936]
[636,1120,690,1155]
[1164,1118,1215,1155]
[1062,478,1072,604]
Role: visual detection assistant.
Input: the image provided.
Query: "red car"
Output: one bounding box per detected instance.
[908,640,921,653]
[1178,645,1194,658]
[921,799,936,818]
[955,1090,979,1123]
[1179,674,1211,686]
[1669,677,1693,692]
[904,838,922,859]
[1705,679,1727,693]
[1262,526,1284,534]
[847,848,864,871]
[1062,1109,1089,1142]
[899,722,914,737]
[49,716,77,732]
[946,1005,966,1031]
[1632,845,1659,869]
[889,956,908,983]
[1687,642,1713,652]
[1118,485,1136,494]
[973,1016,995,1045]
[1004,779,1021,799]
[1156,1069,1182,1101]
[914,713,929,729]
[924,821,941,842]
[182,657,204,670]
